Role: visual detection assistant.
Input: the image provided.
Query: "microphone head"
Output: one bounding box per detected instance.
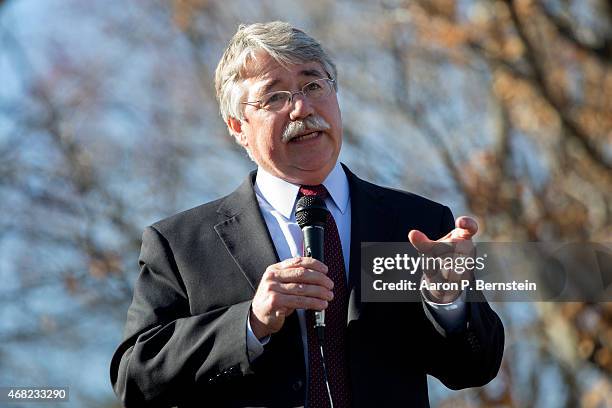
[295,196,329,228]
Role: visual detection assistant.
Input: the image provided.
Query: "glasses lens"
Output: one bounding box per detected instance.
[303,79,330,99]
[262,92,290,111]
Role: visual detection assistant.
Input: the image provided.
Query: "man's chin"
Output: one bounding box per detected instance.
[288,163,336,185]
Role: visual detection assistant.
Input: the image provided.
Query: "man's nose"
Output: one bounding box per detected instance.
[289,93,315,121]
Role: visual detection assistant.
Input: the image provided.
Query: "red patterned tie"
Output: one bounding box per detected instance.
[299,185,352,408]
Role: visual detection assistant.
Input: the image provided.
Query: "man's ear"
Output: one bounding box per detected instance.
[227,117,248,147]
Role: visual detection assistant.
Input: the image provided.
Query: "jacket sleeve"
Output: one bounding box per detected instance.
[421,206,505,389]
[110,226,253,407]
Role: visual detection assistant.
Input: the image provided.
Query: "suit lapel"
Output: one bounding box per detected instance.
[214,171,280,292]
[214,166,397,326]
[344,165,398,324]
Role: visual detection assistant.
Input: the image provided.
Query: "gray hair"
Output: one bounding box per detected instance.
[214,21,337,133]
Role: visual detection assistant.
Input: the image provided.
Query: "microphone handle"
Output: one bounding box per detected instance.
[302,225,324,262]
[302,225,325,331]
[302,223,332,407]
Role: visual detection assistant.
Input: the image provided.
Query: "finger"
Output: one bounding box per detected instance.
[280,256,328,274]
[454,239,475,256]
[429,241,455,257]
[274,268,334,290]
[408,230,435,253]
[277,293,329,311]
[452,216,478,239]
[273,282,334,301]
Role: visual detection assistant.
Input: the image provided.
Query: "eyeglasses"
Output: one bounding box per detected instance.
[241,78,336,112]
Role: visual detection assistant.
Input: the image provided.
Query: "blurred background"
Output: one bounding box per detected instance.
[0,0,610,407]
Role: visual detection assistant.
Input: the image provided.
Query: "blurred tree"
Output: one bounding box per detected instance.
[0,0,609,406]
[376,0,611,406]
[169,0,612,406]
[0,0,249,404]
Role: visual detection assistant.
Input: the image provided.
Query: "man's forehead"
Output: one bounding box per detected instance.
[242,52,325,89]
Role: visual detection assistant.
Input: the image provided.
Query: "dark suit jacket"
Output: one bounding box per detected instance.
[110,165,504,407]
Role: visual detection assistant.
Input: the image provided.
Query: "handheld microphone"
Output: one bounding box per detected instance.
[296,195,335,408]
[295,195,329,339]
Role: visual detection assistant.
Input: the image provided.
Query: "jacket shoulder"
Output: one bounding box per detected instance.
[382,185,449,212]
[354,174,450,213]
[149,172,256,237]
[348,172,454,238]
[156,197,221,231]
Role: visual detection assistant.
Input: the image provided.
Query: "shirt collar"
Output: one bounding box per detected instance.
[255,162,350,219]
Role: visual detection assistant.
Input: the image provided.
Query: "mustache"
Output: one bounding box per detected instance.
[281,115,331,143]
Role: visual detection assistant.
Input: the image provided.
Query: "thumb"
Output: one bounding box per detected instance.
[408,230,435,253]
[453,216,478,239]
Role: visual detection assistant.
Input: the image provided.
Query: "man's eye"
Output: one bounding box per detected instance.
[265,93,287,104]
[304,82,323,92]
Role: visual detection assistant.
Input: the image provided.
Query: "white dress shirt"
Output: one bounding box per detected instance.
[246,162,466,362]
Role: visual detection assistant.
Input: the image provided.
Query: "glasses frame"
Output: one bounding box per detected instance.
[241,77,336,112]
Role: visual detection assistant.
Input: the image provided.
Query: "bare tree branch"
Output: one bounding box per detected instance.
[537,1,612,63]
[504,0,611,172]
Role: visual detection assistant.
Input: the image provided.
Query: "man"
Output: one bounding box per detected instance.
[110,21,504,407]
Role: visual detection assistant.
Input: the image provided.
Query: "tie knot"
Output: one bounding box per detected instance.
[299,184,329,199]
